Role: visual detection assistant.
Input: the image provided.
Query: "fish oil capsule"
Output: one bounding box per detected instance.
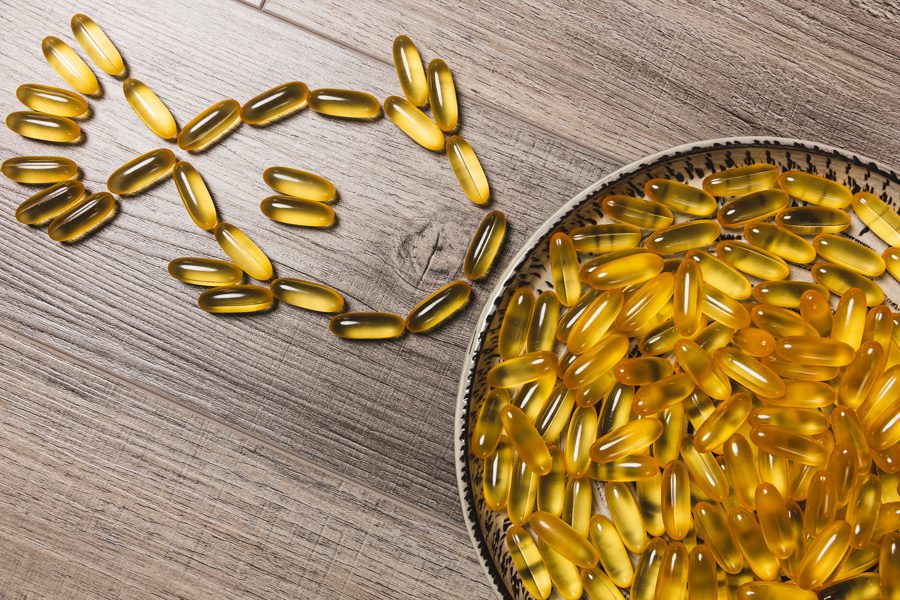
[241,81,308,126]
[391,35,427,107]
[685,390,716,430]
[744,222,816,264]
[863,305,894,349]
[446,135,490,205]
[723,435,759,508]
[714,348,785,398]
[582,567,626,600]
[814,234,886,276]
[748,407,828,435]
[506,526,552,600]
[639,318,681,355]
[177,99,241,152]
[777,170,852,208]
[601,194,674,230]
[6,111,81,143]
[827,445,859,507]
[832,406,872,472]
[606,482,648,553]
[717,189,789,228]
[501,404,552,475]
[662,460,692,540]
[507,455,538,524]
[547,235,582,308]
[645,178,717,216]
[615,357,671,385]
[561,477,592,535]
[716,240,789,280]
[732,328,775,357]
[704,164,779,197]
[768,380,835,408]
[832,287,867,349]
[533,383,572,440]
[197,285,274,314]
[2,156,78,184]
[564,334,629,389]
[736,582,815,600]
[499,288,533,359]
[16,84,88,118]
[538,541,582,600]
[803,471,837,536]
[882,533,900,600]
[694,321,736,353]
[483,436,513,510]
[213,222,273,281]
[818,574,882,600]
[852,191,900,246]
[107,148,176,195]
[777,205,851,235]
[676,339,732,401]
[865,393,900,451]
[685,250,752,300]
[654,404,685,464]
[752,281,828,309]
[859,364,900,426]
[694,502,744,574]
[529,511,600,568]
[589,418,662,463]
[564,405,598,476]
[330,311,406,340]
[571,223,642,253]
[687,545,718,599]
[749,425,827,465]
[527,292,559,353]
[681,436,730,502]
[755,483,794,559]
[694,393,751,453]
[757,451,789,497]
[384,96,445,151]
[15,180,84,225]
[634,373,695,415]
[886,247,900,279]
[582,250,665,289]
[616,272,675,334]
[172,161,217,230]
[875,503,900,538]
[168,257,243,287]
[122,78,178,140]
[632,538,666,600]
[702,285,751,329]
[796,520,851,589]
[463,210,506,280]
[514,375,555,420]
[799,289,833,336]
[471,388,510,459]
[427,59,458,133]
[534,445,567,517]
[568,290,623,354]
[674,259,704,336]
[645,220,721,254]
[41,36,99,95]
[260,195,335,227]
[598,383,634,436]
[846,474,881,548]
[813,262,884,306]
[574,371,615,408]
[47,192,116,242]
[70,14,124,76]
[656,542,687,600]
[308,88,381,119]
[751,304,818,338]
[588,515,635,588]
[774,335,855,366]
[590,455,660,482]
[406,280,471,332]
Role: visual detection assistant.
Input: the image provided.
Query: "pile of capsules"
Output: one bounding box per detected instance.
[470,164,900,600]
[2,15,505,339]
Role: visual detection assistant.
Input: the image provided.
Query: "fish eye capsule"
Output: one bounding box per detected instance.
[427,58,457,132]
[582,251,665,289]
[684,250,752,299]
[703,163,779,197]
[41,36,99,95]
[107,148,176,195]
[308,88,381,120]
[329,312,406,340]
[813,262,885,306]
[813,234,886,276]
[213,222,273,281]
[270,277,344,313]
[507,456,538,525]
[661,460,692,540]
[6,111,81,143]
[852,191,900,246]
[172,161,217,230]
[391,35,428,107]
[197,284,274,314]
[744,221,817,264]
[487,351,558,388]
[675,339,732,401]
[796,520,852,589]
[731,327,775,357]
[384,95,444,151]
[885,247,900,280]
[718,189,789,228]
[499,287,534,359]
[749,425,827,465]
[777,170,852,208]
[716,240,789,280]
[751,280,828,309]
[631,538,666,600]
[70,14,124,76]
[601,194,673,230]
[463,210,506,280]
[589,418,662,463]
[446,135,490,204]
[177,99,241,152]
[645,220,721,254]
[483,437,513,510]
[47,191,116,242]
[774,335,855,367]
[2,155,78,184]
[15,180,85,225]
[571,223,642,253]
[777,205,851,235]
[122,78,178,140]
[16,84,88,118]
[506,526,552,600]
[681,436,730,502]
[167,257,243,287]
[241,81,308,126]
[406,280,471,333]
[260,195,335,228]
[530,511,600,568]
[588,514,634,588]
[645,178,717,216]
[694,393,751,452]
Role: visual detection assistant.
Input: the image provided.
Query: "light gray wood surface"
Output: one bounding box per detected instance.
[0,0,897,597]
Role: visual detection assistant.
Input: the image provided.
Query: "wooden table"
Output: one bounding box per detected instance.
[1,0,896,597]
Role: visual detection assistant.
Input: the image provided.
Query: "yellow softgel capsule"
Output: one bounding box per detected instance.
[803,471,837,535]
[582,567,626,600]
[391,35,427,107]
[16,84,88,118]
[656,542,688,600]
[598,383,634,436]
[601,194,673,230]
[2,155,77,184]
[693,501,743,574]
[499,287,534,359]
[536,445,565,515]
[702,285,751,329]
[563,333,629,389]
[684,250,751,299]
[406,280,470,333]
[748,407,828,435]
[777,205,851,234]
[681,436,729,502]
[589,418,662,463]
[107,148,176,195]
[506,526,552,600]
[864,305,894,349]
[675,339,732,401]
[723,434,759,508]
[487,351,557,388]
[755,483,797,562]
[582,251,665,289]
[329,312,405,340]
[589,455,658,482]
[270,277,344,313]
[446,135,490,204]
[427,58,457,132]
[557,289,600,342]
[614,356,671,385]
[167,257,243,287]
[41,36,99,95]
[536,384,575,442]
[653,403,685,464]
[561,477,592,535]
[732,327,775,357]
[674,259,705,336]
[751,280,828,309]
[173,161,217,230]
[70,14,124,76]
[588,515,634,588]
[567,290,622,354]
[527,291,559,352]
[882,533,900,600]
[634,373,694,415]
[514,375,555,420]
[122,78,178,140]
[687,545,718,599]
[796,520,851,589]
[645,220,720,254]
[539,541,582,600]
[716,240,789,280]
[564,405,598,476]
[717,189,789,228]
[737,582,816,600]
[799,289,833,336]
[884,247,900,280]
[308,88,381,120]
[197,285,273,314]
[507,456,537,525]
[694,393,750,453]
[644,178,717,216]
[744,222,816,264]
[846,473,881,548]
[813,262,884,305]
[714,347,785,398]
[661,460,692,540]
[852,191,900,246]
[817,575,881,600]
[177,99,241,152]
[213,222,273,281]
[774,335,855,366]
[384,95,444,151]
[639,318,683,356]
[750,304,818,338]
[241,81,308,126]
[483,437,513,510]
[15,180,84,225]
[630,537,666,600]
[261,166,337,204]
[606,482,648,553]
[47,192,116,242]
[571,223,642,253]
[6,111,81,143]
[749,425,827,465]
[832,287,867,349]
[615,272,674,334]
[777,170,852,208]
[549,232,581,306]
[260,195,335,227]
[530,511,600,568]
[814,234,885,276]
[703,163,779,197]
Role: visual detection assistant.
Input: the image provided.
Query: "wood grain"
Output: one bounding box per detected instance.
[0,329,494,599]
[264,0,900,166]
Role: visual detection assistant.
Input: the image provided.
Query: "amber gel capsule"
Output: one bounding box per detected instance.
[197,285,274,314]
[737,582,816,600]
[717,240,789,280]
[6,111,81,143]
[529,511,599,568]
[732,327,775,357]
[631,537,666,600]
[47,192,116,242]
[778,205,851,234]
[582,251,665,289]
[446,135,490,204]
[329,312,405,340]
[796,520,851,589]
[260,195,335,227]
[845,474,881,548]
[561,477,592,536]
[601,194,673,230]
[718,189,789,228]
[536,386,574,443]
[587,515,634,588]
[814,234,885,276]
[71,14,125,76]
[694,394,750,453]
[167,257,243,287]
[536,445,566,515]
[882,533,900,600]
[527,291,559,352]
[590,456,659,482]
[549,232,581,305]
[507,456,537,525]
[564,334,629,389]
[107,148,176,195]
[589,418,662,463]
[655,542,687,600]
[645,220,720,254]
[687,545,718,599]
[606,482,648,553]
[685,250,751,299]
[751,304,818,338]
[661,460,692,540]
[616,272,675,334]
[750,425,827,465]
[749,407,828,435]
[744,221,817,264]
[265,167,337,203]
[41,36,99,95]
[813,262,885,306]
[567,290,622,354]
[714,348,785,398]
[803,471,837,536]
[406,280,471,333]
[864,305,894,349]
[571,223,642,253]
[755,483,794,559]
[241,81,308,126]
[752,280,827,309]
[582,567,626,600]
[702,285,751,329]
[799,289,833,336]
[615,357,671,385]
[123,79,178,140]
[172,161,217,230]
[817,575,882,600]
[2,156,78,184]
[831,287,866,349]
[384,96,444,151]
[704,163,779,197]
[506,526,552,600]
[681,436,730,502]
[426,58,458,132]
[391,35,428,107]
[213,222,273,281]
[483,437,513,510]
[645,178,717,216]
[675,339,731,401]
[270,278,344,314]
[16,84,88,118]
[777,170,852,208]
[774,336,855,367]
[538,541,581,600]
[498,288,533,359]
[674,259,703,336]
[564,405,597,476]
[487,351,557,388]
[723,434,759,509]
[15,180,84,225]
[177,99,241,152]
[852,191,900,246]
[694,502,743,574]
[308,88,381,119]
[885,246,900,280]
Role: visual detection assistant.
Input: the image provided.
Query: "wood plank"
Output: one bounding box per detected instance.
[0,330,494,599]
[0,0,614,518]
[264,0,900,166]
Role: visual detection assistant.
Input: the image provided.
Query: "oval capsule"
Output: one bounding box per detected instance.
[803,471,838,536]
[777,205,851,234]
[122,78,178,140]
[832,287,868,349]
[16,84,88,118]
[384,95,444,151]
[538,541,581,600]
[616,272,675,334]
[588,515,634,588]
[694,393,751,452]
[427,58,458,132]
[487,351,557,388]
[197,285,274,314]
[213,222,273,281]
[499,288,533,359]
[748,407,828,435]
[661,460,692,540]
[732,327,776,357]
[694,501,743,574]
[714,347,785,398]
[796,520,851,589]
[645,179,717,216]
[614,357,671,386]
[270,278,344,313]
[329,312,405,340]
[527,291,559,352]
[631,538,666,600]
[813,234,885,276]
[675,339,732,401]
[463,210,506,280]
[260,195,335,227]
[681,436,730,502]
[589,455,659,482]
[506,526,552,600]
[601,194,673,229]
[749,426,827,465]
[685,250,752,299]
[536,384,575,442]
[852,191,900,246]
[674,258,703,336]
[704,163,779,197]
[777,170,852,208]
[798,289,833,336]
[582,251,665,289]
[2,155,78,184]
[107,148,176,195]
[813,262,884,305]
[391,35,427,107]
[446,135,490,204]
[241,81,308,126]
[309,88,381,119]
[755,483,794,559]
[744,222,817,264]
[47,192,116,242]
[751,304,818,338]
[717,240,789,280]
[571,223,642,253]
[70,14,124,76]
[261,167,335,204]
[530,511,600,568]
[6,111,81,143]
[885,246,900,280]
[737,582,816,600]
[15,180,85,225]
[536,445,566,515]
[751,280,828,309]
[606,482,648,553]
[167,257,243,287]
[634,373,694,415]
[564,334,630,389]
[406,280,471,333]
[507,456,538,525]
[645,220,721,254]
[568,289,622,354]
[846,473,881,548]
[723,434,760,508]
[177,99,241,152]
[718,189,789,228]
[564,405,598,477]
[702,285,751,329]
[173,161,218,230]
[483,437,513,510]
[589,418,662,463]
[775,336,855,366]
[41,36,99,95]
[687,545,718,599]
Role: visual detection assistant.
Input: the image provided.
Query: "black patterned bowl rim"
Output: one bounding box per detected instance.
[453,136,900,600]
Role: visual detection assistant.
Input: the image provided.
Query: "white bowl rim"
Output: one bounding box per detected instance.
[453,135,900,599]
